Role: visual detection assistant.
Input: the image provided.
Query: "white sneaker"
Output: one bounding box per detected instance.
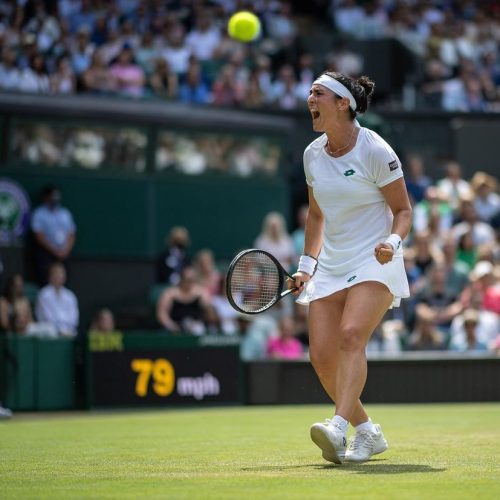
[310,419,347,464]
[344,424,388,462]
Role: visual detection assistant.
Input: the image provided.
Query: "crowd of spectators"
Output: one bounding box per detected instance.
[148,157,500,360]
[0,1,499,111]
[1,159,499,365]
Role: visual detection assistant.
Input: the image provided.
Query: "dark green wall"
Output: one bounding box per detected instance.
[4,169,289,260]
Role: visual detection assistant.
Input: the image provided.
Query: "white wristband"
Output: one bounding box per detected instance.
[385,234,402,253]
[298,254,317,276]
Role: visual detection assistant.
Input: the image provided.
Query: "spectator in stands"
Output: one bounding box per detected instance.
[98,27,123,66]
[212,64,246,107]
[419,59,449,109]
[69,26,94,76]
[186,10,222,63]
[265,1,298,49]
[0,274,34,334]
[0,47,21,91]
[412,230,443,275]
[266,316,304,360]
[193,249,221,299]
[162,23,191,77]
[50,55,76,94]
[452,196,496,248]
[243,68,266,108]
[156,226,190,285]
[19,53,50,93]
[270,64,301,110]
[35,262,79,337]
[89,308,116,333]
[211,276,240,335]
[450,308,498,352]
[405,154,432,205]
[31,185,76,286]
[461,261,500,315]
[436,161,471,214]
[148,58,178,100]
[333,0,365,38]
[81,49,116,94]
[67,0,96,35]
[456,229,478,271]
[178,59,211,105]
[441,234,470,295]
[109,44,146,98]
[413,186,454,238]
[403,247,426,297]
[325,38,364,78]
[135,31,160,77]
[240,313,277,361]
[252,54,274,104]
[254,211,296,271]
[295,53,316,100]
[450,309,488,352]
[406,314,447,351]
[414,263,463,332]
[156,266,211,335]
[470,172,500,224]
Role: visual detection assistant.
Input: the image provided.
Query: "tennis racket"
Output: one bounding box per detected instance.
[226,249,298,314]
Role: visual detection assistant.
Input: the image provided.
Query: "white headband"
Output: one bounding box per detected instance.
[313,75,357,111]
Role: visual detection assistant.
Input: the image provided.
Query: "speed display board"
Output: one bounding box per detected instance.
[87,333,242,407]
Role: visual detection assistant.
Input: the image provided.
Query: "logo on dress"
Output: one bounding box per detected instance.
[388,160,399,171]
[347,275,357,282]
[343,169,356,176]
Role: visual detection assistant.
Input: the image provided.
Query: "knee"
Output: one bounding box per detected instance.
[339,324,365,352]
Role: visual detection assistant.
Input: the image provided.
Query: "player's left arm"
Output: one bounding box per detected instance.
[376,178,413,264]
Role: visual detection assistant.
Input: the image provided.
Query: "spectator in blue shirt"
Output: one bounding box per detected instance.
[31,185,76,285]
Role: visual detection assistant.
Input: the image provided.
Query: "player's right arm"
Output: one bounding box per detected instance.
[291,186,324,294]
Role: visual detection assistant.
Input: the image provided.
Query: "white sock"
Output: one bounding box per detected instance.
[332,415,348,434]
[355,418,376,433]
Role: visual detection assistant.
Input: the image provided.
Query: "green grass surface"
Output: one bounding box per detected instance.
[1,404,500,499]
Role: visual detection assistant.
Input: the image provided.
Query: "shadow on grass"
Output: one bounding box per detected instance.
[242,460,446,475]
[324,460,447,474]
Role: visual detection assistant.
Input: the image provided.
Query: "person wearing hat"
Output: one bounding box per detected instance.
[470,172,500,223]
[461,261,500,315]
[449,308,490,352]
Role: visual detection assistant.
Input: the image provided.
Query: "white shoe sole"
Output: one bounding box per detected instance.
[310,425,345,464]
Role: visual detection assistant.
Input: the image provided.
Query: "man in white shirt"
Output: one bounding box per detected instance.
[35,262,79,337]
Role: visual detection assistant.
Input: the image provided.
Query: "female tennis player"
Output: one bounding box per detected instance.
[289,72,412,464]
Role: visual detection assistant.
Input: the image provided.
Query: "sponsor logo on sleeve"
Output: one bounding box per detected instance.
[388,160,399,171]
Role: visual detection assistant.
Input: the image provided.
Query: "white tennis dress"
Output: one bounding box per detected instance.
[297,127,410,308]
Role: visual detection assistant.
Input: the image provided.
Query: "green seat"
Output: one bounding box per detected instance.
[149,284,169,309]
[23,282,40,309]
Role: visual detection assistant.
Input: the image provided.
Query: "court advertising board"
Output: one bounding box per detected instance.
[87,333,242,407]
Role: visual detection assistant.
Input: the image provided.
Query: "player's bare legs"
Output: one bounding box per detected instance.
[308,281,392,463]
[334,282,393,421]
[308,289,369,426]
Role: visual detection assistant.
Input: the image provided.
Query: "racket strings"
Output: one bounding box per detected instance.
[229,252,281,313]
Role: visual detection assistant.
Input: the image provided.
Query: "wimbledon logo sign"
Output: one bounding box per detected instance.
[0,178,30,244]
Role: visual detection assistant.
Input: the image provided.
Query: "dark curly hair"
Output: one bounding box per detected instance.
[322,71,375,119]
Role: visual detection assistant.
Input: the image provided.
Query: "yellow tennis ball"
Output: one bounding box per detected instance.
[228,11,261,42]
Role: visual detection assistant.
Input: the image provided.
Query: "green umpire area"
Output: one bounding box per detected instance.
[1,404,499,499]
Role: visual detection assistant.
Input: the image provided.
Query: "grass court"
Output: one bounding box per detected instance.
[1,403,499,499]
